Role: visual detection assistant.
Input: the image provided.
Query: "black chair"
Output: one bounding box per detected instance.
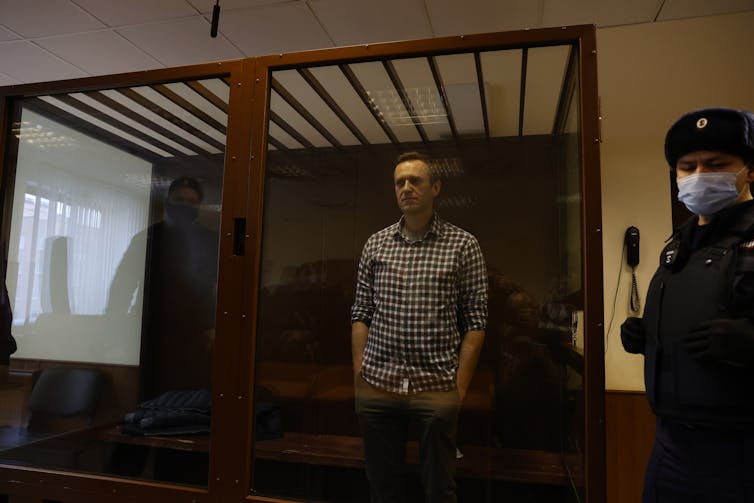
[27,366,103,432]
[0,366,104,465]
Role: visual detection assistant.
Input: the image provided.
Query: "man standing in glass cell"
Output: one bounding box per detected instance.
[351,152,488,503]
[621,108,754,502]
[108,176,218,399]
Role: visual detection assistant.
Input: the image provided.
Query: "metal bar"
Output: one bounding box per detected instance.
[51,93,185,157]
[270,78,342,148]
[551,45,577,135]
[23,96,160,163]
[427,55,458,142]
[151,83,227,134]
[518,48,528,137]
[474,52,490,139]
[117,87,226,152]
[298,68,369,145]
[382,60,429,144]
[267,135,288,151]
[339,63,399,145]
[269,110,314,149]
[84,90,209,155]
[187,80,229,114]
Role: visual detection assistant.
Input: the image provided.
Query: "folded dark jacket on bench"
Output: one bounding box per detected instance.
[122,388,211,436]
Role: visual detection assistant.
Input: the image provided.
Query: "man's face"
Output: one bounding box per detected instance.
[168,186,201,208]
[676,150,753,184]
[393,159,441,215]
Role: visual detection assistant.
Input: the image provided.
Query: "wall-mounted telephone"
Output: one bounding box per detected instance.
[624,226,641,313]
[624,226,640,267]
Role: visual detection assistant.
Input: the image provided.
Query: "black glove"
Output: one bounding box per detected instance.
[620,316,646,354]
[683,318,754,367]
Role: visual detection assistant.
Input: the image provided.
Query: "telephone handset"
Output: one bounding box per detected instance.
[624,226,641,313]
[625,226,640,267]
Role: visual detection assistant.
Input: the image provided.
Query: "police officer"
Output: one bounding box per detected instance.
[621,107,754,502]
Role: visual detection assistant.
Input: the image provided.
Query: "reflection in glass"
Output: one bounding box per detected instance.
[251,44,585,502]
[0,78,226,488]
[9,110,151,364]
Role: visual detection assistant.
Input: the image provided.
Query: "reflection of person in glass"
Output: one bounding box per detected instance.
[487,275,563,449]
[107,177,218,399]
[351,152,488,503]
[485,272,583,450]
[621,108,754,502]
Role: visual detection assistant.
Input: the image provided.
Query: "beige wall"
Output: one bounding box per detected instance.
[597,11,754,391]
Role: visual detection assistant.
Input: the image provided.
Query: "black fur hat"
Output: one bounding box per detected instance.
[664,107,754,168]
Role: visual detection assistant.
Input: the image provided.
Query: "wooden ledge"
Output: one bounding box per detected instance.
[254,432,582,486]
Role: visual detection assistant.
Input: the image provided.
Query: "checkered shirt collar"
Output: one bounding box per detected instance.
[393,212,444,241]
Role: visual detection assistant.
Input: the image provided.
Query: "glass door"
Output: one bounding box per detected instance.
[0,75,229,488]
[247,33,597,502]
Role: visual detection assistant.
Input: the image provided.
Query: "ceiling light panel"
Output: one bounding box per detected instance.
[39,96,172,157]
[433,53,485,138]
[479,49,522,138]
[272,70,360,146]
[522,45,570,135]
[307,65,391,145]
[389,58,452,141]
[69,92,197,156]
[348,61,422,144]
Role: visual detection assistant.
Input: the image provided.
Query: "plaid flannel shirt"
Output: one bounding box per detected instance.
[351,214,488,394]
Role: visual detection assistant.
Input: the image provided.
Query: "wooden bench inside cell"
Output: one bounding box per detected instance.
[253,432,582,486]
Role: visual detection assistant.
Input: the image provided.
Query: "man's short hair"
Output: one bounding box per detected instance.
[395,151,438,182]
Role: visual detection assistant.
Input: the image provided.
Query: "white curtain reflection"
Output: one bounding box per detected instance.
[8,109,151,365]
[14,174,146,322]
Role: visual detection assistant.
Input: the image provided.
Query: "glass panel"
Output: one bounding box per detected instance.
[0,76,227,488]
[434,53,486,138]
[348,61,423,144]
[251,45,584,502]
[479,49,522,138]
[270,90,332,148]
[556,52,585,503]
[308,65,391,146]
[273,70,361,147]
[523,46,571,135]
[389,57,451,141]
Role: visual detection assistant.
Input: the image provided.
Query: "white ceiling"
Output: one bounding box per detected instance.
[0,0,753,86]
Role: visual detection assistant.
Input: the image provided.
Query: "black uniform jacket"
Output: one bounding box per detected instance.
[643,200,754,427]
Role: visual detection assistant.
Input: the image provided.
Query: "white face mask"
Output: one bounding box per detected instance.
[676,167,747,216]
